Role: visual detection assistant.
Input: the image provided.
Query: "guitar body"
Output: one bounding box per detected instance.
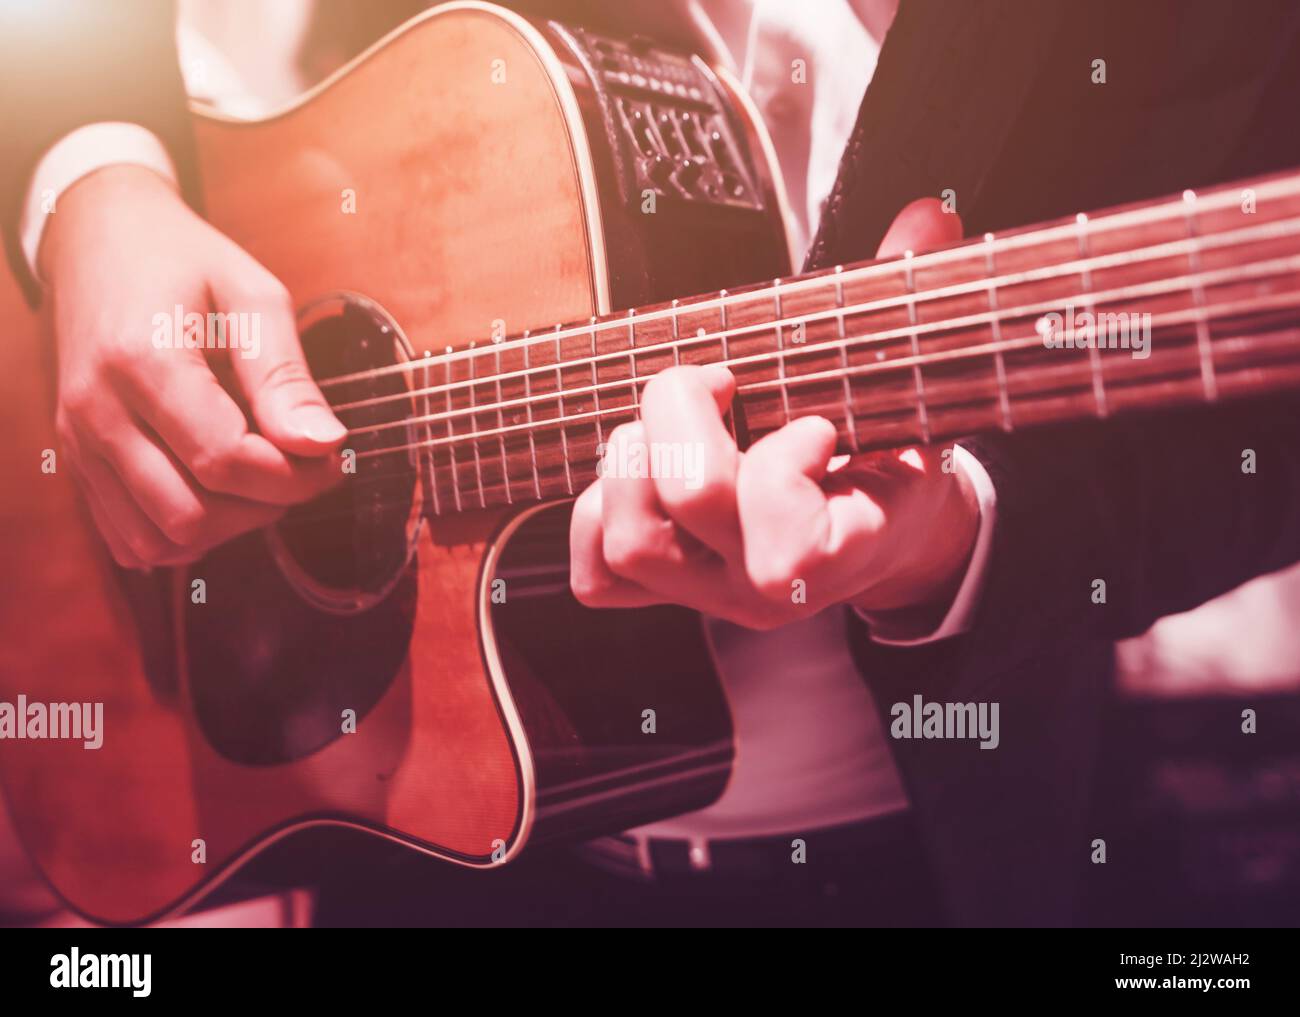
[0,2,792,924]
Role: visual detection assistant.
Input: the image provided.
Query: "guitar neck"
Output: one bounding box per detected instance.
[724,175,1300,456]
[340,170,1300,513]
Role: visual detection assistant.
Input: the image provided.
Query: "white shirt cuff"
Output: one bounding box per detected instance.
[854,444,998,645]
[19,122,179,282]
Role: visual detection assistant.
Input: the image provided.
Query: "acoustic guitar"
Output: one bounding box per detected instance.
[3,2,1299,924]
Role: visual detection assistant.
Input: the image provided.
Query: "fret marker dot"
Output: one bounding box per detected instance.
[1183,189,1197,203]
[1076,212,1088,225]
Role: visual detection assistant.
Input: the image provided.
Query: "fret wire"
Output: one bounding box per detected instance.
[983,233,1014,431]
[719,289,738,442]
[494,342,513,505]
[443,348,463,512]
[1183,190,1220,401]
[555,324,574,495]
[588,316,605,447]
[1075,214,1109,417]
[420,352,441,515]
[833,266,860,452]
[773,279,791,424]
[670,299,681,365]
[902,251,932,442]
[627,309,640,413]
[522,330,542,500]
[467,343,487,507]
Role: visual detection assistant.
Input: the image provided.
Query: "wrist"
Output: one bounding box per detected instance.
[38,164,183,281]
[852,457,980,615]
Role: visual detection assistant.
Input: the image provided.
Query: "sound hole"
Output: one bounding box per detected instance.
[185,295,420,767]
[271,297,420,611]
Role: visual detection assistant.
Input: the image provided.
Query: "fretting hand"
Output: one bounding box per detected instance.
[569,198,981,629]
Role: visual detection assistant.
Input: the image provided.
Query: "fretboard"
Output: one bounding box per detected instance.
[325,170,1300,515]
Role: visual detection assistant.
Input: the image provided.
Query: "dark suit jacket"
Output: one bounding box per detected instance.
[819,0,1300,925]
[5,0,1300,926]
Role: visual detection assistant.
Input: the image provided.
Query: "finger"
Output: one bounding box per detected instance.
[737,415,886,604]
[74,452,193,567]
[214,263,347,456]
[876,196,964,259]
[89,418,210,546]
[97,423,286,549]
[827,445,939,500]
[117,353,341,505]
[68,445,144,570]
[85,491,145,570]
[598,421,723,601]
[638,364,742,557]
[568,481,662,608]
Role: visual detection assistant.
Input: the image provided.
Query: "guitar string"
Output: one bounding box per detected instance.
[318,212,1300,441]
[279,326,1300,532]
[331,213,1300,420]
[348,294,1300,468]
[331,288,1300,474]
[324,210,1300,412]
[311,176,1300,392]
[331,242,1300,444]
[272,293,1300,527]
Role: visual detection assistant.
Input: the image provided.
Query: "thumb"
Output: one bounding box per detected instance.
[217,271,347,457]
[876,196,964,259]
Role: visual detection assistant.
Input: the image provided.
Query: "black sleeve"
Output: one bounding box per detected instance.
[0,0,199,306]
[948,397,1300,676]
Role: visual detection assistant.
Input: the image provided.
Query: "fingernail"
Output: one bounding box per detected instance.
[292,405,347,443]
